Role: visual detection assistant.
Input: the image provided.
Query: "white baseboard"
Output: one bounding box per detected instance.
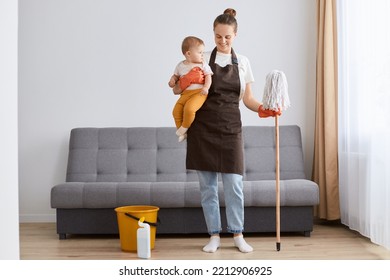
[19,214,56,223]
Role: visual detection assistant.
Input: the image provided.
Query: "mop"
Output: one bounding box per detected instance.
[261,70,290,251]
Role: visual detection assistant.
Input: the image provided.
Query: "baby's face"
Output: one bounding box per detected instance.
[187,44,205,64]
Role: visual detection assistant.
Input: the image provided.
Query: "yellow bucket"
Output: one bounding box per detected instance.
[115,205,159,252]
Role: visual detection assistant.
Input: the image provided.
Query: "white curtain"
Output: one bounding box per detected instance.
[338,0,390,250]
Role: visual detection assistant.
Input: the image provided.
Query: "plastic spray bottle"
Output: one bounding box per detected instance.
[137,217,151,259]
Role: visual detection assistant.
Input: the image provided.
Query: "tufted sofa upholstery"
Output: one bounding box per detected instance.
[51,126,319,239]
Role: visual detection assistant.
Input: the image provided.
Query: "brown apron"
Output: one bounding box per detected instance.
[186,48,244,175]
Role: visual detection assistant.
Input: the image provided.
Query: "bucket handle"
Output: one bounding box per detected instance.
[124,213,160,227]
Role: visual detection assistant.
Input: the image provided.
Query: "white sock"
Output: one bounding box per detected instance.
[203,236,220,253]
[178,133,187,142]
[234,235,253,253]
[176,126,188,136]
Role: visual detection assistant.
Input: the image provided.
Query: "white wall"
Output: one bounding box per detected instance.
[0,0,20,259]
[18,0,317,222]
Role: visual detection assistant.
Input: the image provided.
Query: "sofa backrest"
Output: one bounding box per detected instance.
[65,126,306,183]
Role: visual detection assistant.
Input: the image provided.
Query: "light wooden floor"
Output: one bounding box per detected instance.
[19,221,390,260]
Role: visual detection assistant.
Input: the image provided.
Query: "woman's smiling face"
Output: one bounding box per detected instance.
[214,24,236,54]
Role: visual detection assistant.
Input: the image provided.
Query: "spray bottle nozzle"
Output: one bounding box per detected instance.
[138,216,150,229]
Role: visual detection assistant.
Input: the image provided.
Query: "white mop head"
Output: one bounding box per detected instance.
[262,70,290,111]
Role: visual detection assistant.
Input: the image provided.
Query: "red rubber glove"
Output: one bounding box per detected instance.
[179,67,205,91]
[258,105,282,118]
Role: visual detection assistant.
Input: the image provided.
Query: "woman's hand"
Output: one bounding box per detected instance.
[258,105,282,118]
[179,67,205,91]
[200,87,209,95]
[242,84,282,117]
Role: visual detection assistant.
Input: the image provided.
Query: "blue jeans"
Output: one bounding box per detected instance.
[197,171,244,235]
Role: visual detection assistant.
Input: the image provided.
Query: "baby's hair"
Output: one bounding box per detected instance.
[181,36,204,55]
[213,8,238,32]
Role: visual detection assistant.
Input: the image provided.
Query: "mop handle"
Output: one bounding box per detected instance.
[275,115,281,251]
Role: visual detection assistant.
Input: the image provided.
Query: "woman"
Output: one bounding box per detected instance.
[183,8,278,253]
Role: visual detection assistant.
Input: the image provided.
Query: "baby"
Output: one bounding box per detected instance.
[169,36,212,142]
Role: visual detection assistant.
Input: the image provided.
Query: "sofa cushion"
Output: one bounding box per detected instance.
[51,179,319,209]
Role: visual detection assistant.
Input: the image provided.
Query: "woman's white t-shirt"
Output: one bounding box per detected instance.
[204,51,255,98]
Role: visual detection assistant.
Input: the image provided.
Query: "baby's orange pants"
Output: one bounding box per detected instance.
[172,88,207,129]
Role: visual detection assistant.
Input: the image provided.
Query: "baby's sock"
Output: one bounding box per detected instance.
[176,126,188,136]
[202,236,220,253]
[234,235,253,253]
[178,134,187,142]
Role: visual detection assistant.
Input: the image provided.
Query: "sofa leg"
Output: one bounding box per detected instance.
[303,231,311,237]
[59,233,67,240]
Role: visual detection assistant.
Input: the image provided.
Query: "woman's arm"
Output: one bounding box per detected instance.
[201,74,212,95]
[242,83,261,112]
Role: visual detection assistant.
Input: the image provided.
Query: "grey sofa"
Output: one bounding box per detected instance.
[51,126,319,239]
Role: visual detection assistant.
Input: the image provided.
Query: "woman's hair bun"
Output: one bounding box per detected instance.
[223,8,236,17]
[214,8,238,32]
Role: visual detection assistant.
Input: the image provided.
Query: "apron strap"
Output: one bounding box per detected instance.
[231,49,239,65]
